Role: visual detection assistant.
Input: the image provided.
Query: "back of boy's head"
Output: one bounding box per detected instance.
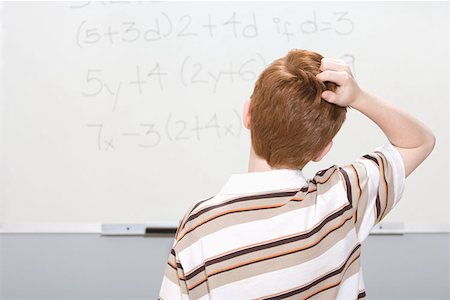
[250,49,347,169]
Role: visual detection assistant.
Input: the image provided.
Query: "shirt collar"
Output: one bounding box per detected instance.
[218,169,307,195]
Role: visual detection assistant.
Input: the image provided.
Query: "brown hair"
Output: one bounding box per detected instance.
[250,49,346,169]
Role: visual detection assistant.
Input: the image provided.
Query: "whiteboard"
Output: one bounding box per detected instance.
[0,1,448,232]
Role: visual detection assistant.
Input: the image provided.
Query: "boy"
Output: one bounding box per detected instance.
[159,49,435,299]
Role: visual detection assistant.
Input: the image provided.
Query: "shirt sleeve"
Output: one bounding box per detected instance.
[159,245,189,300]
[339,143,406,242]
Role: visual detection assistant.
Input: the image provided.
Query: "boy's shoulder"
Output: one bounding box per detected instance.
[174,194,228,241]
[174,165,350,243]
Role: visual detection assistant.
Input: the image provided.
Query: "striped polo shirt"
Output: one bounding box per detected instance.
[159,143,405,299]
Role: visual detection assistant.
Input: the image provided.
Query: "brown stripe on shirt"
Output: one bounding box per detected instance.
[175,190,316,251]
[182,202,354,293]
[177,169,343,250]
[375,151,396,222]
[185,207,356,296]
[362,154,379,166]
[303,251,361,300]
[182,167,340,239]
[261,244,361,299]
[351,163,371,236]
[176,190,300,240]
[349,164,362,223]
[338,167,353,205]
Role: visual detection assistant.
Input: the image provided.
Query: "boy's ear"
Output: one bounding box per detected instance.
[243,100,251,129]
[312,141,333,162]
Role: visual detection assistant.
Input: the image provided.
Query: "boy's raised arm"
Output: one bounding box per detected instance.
[316,58,435,177]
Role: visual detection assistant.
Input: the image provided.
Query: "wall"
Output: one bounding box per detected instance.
[1,233,449,299]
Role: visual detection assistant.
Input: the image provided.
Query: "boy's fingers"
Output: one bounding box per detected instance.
[320,58,352,75]
[316,70,349,86]
[321,90,337,103]
[323,57,345,63]
[321,57,346,66]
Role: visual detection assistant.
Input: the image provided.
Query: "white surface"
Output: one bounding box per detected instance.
[0,2,448,231]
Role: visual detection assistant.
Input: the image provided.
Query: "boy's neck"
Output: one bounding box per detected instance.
[248,147,275,173]
[248,146,306,173]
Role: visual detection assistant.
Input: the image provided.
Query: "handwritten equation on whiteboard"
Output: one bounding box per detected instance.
[80,54,268,110]
[70,2,356,152]
[87,111,242,152]
[73,3,354,47]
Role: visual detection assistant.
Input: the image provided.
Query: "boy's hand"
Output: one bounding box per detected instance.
[316,58,363,108]
[316,58,435,177]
